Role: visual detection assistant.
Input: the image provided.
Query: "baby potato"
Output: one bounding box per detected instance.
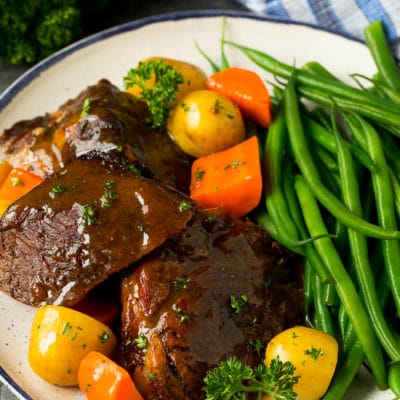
[265,326,338,400]
[167,89,246,157]
[28,305,117,386]
[126,56,207,102]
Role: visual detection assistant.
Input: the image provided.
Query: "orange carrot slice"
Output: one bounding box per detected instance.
[190,135,262,218]
[206,66,272,128]
[78,351,143,400]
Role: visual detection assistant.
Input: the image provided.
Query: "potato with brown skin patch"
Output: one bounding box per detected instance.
[167,89,246,157]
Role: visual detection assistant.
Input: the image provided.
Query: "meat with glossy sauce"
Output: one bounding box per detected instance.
[0,157,194,306]
[0,79,192,192]
[120,210,304,399]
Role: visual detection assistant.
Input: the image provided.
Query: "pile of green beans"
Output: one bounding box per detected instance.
[227,20,400,398]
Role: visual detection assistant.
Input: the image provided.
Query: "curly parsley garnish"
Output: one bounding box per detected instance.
[123,60,184,128]
[204,356,299,400]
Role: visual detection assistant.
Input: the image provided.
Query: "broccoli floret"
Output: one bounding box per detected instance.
[0,0,82,65]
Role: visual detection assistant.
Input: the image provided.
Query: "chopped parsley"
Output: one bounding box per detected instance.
[128,164,141,175]
[82,204,97,227]
[178,198,193,211]
[101,180,118,207]
[224,160,246,170]
[61,322,73,336]
[11,177,24,187]
[230,294,248,314]
[133,335,149,349]
[98,331,111,343]
[174,306,189,323]
[249,338,264,356]
[80,98,91,119]
[195,169,205,182]
[173,276,191,290]
[304,346,324,360]
[50,183,66,197]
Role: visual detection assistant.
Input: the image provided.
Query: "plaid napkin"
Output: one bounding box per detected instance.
[236,0,400,57]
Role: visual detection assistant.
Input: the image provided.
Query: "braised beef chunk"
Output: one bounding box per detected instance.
[0,114,57,177]
[0,80,192,191]
[120,211,304,400]
[0,157,194,307]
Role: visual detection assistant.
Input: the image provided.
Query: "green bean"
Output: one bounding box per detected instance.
[354,114,400,317]
[264,105,300,242]
[297,84,400,131]
[352,73,400,104]
[253,209,303,255]
[262,105,333,252]
[389,167,400,221]
[364,20,400,92]
[381,130,400,179]
[332,111,400,360]
[322,340,365,400]
[303,116,377,173]
[323,282,339,307]
[294,173,387,389]
[283,77,400,240]
[311,144,339,174]
[302,61,340,82]
[303,260,314,315]
[311,270,336,336]
[388,361,400,397]
[224,40,400,128]
[281,156,332,283]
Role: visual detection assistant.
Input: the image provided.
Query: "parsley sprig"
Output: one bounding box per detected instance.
[204,356,299,400]
[124,60,184,129]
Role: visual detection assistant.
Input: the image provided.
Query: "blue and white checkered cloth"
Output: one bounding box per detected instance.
[236,0,400,57]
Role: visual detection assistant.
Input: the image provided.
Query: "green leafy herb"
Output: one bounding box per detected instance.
[123,60,184,128]
[230,294,248,314]
[50,183,66,197]
[224,160,246,170]
[133,335,149,349]
[249,338,264,356]
[179,199,193,211]
[82,204,97,226]
[173,276,191,290]
[195,169,206,182]
[101,180,118,207]
[11,177,24,187]
[80,98,91,119]
[204,356,299,400]
[128,164,141,175]
[98,331,111,343]
[61,322,72,336]
[304,346,324,360]
[174,306,189,323]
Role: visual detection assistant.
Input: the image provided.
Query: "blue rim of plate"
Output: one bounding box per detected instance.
[0,9,362,400]
[0,9,363,113]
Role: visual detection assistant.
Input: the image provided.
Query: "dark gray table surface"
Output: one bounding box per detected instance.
[0,2,247,399]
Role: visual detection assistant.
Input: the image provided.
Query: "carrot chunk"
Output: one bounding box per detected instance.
[78,351,143,400]
[190,135,262,218]
[0,167,44,202]
[206,67,272,128]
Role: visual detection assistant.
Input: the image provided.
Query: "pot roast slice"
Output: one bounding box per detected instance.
[0,157,194,306]
[120,210,304,400]
[0,79,192,192]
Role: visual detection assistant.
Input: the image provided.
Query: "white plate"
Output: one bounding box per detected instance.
[0,10,394,400]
